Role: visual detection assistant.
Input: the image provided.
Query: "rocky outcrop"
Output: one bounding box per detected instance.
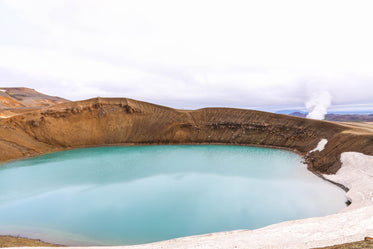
[1,97,372,175]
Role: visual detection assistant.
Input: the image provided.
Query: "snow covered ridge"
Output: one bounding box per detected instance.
[32,152,373,249]
[310,138,328,153]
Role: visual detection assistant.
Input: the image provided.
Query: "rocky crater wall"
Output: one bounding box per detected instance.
[1,97,373,175]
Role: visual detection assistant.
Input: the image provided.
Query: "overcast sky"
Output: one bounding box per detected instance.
[0,0,372,112]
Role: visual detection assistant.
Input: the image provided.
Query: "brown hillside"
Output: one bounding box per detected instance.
[0,235,61,247]
[0,87,69,118]
[0,97,372,174]
[0,96,24,108]
[1,87,69,107]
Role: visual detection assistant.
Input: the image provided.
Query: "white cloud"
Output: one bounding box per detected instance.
[0,0,373,110]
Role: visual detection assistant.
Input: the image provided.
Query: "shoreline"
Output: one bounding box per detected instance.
[31,151,370,249]
[1,146,370,248]
[0,143,315,247]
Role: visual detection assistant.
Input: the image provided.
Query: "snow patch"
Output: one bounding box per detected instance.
[310,138,328,152]
[324,152,373,210]
[0,89,6,93]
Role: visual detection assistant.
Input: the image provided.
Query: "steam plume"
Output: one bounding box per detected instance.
[306,91,331,120]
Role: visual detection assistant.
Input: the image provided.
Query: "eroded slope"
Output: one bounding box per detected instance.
[1,97,372,174]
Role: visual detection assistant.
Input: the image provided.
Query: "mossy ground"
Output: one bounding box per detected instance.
[0,235,62,247]
[315,240,373,249]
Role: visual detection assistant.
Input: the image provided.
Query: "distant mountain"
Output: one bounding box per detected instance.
[328,110,373,115]
[0,87,69,109]
[276,109,307,115]
[0,87,69,118]
[277,109,373,116]
[288,112,307,118]
[283,112,373,122]
[325,114,373,122]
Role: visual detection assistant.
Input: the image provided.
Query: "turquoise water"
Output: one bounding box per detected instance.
[0,145,346,246]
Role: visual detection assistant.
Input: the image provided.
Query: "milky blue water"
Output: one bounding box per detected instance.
[0,145,346,246]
